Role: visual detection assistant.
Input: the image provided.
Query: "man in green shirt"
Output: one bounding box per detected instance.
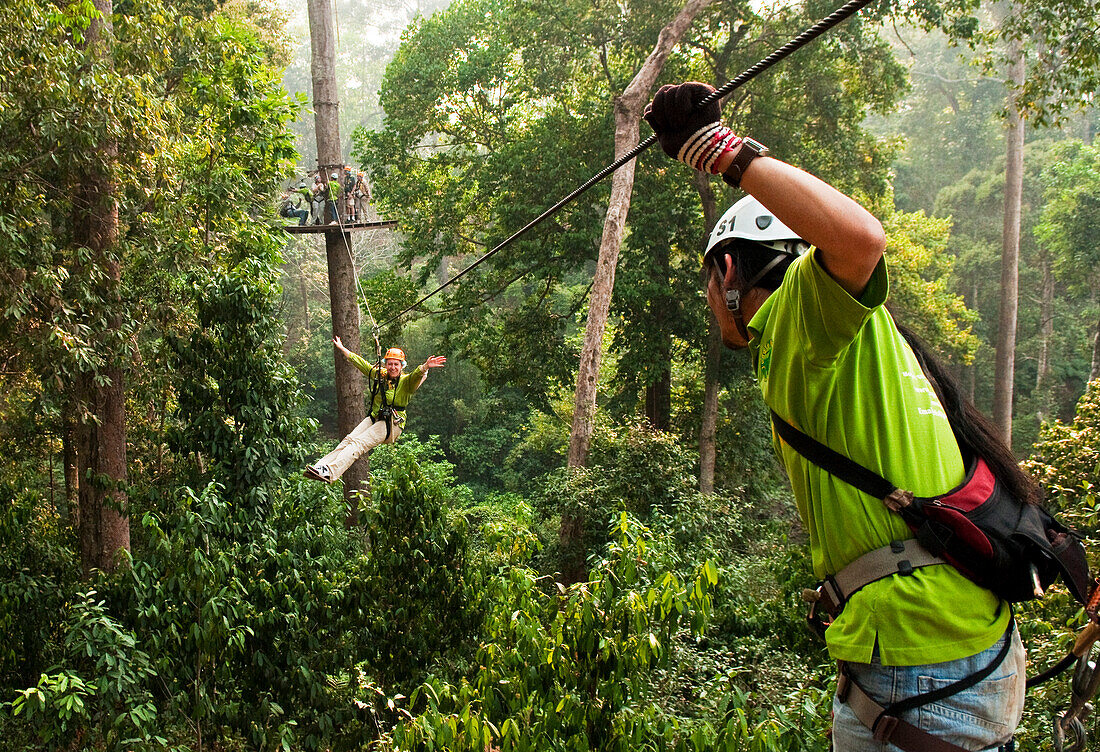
[327,172,341,224]
[304,338,446,483]
[644,82,1025,751]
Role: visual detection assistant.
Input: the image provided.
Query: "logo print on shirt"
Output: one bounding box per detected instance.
[758,339,773,382]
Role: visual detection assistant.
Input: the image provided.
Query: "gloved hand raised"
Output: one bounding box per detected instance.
[643,82,741,174]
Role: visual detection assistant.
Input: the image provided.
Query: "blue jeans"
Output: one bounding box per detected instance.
[832,626,1025,751]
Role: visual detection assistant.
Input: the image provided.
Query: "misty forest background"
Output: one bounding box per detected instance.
[3,0,1100,749]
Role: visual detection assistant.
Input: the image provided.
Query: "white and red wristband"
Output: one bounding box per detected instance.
[676,124,742,174]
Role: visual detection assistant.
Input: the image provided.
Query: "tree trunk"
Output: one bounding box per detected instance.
[307,0,369,523]
[1091,311,1100,386]
[561,0,712,584]
[643,243,671,431]
[76,0,129,577]
[644,371,671,430]
[566,0,712,469]
[992,28,1024,445]
[1034,251,1053,422]
[966,279,978,402]
[694,171,722,494]
[62,409,78,525]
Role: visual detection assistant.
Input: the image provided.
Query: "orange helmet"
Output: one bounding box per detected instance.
[384,347,405,363]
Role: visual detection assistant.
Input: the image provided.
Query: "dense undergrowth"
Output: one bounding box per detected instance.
[4,383,1100,751]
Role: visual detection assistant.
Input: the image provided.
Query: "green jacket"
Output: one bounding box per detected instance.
[346,352,425,421]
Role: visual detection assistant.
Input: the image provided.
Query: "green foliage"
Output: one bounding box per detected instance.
[369,433,472,506]
[537,421,702,573]
[1035,140,1100,292]
[882,208,979,364]
[362,446,481,688]
[1024,381,1100,535]
[0,492,80,695]
[119,480,379,751]
[874,27,1004,216]
[166,253,315,512]
[390,514,719,752]
[3,589,161,752]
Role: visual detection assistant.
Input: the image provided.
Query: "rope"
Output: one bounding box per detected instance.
[377,0,876,328]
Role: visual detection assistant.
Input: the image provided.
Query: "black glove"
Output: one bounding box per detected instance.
[643,82,741,174]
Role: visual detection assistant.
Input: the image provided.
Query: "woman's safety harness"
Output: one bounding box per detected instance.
[770,411,1100,752]
[366,364,401,443]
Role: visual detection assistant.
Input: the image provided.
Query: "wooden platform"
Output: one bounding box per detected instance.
[283,219,398,234]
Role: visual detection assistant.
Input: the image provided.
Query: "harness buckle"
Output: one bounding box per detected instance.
[883,488,914,512]
[806,587,834,639]
[871,714,899,743]
[724,288,741,312]
[836,664,851,702]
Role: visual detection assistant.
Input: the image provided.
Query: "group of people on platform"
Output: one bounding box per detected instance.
[279,167,373,226]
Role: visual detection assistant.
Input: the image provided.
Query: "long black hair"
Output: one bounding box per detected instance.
[896,322,1042,505]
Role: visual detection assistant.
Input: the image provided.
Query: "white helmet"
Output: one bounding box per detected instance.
[705,196,809,259]
[704,196,810,345]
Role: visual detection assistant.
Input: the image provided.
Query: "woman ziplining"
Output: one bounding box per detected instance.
[303,337,446,484]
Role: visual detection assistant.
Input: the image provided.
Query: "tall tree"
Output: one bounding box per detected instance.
[0,0,301,559]
[1035,141,1100,386]
[75,0,130,576]
[991,4,1025,443]
[694,172,722,494]
[566,0,713,468]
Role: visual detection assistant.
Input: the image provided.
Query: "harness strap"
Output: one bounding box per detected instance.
[818,539,948,617]
[771,410,896,500]
[840,675,970,752]
[837,617,1015,752]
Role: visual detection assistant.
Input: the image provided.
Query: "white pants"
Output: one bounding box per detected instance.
[315,416,401,482]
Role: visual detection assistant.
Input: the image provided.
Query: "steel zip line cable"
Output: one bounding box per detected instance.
[377,0,876,329]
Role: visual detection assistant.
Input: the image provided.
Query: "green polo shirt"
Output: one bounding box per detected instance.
[346,352,425,421]
[748,249,1007,666]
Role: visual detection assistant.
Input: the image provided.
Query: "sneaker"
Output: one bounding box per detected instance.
[303,464,333,483]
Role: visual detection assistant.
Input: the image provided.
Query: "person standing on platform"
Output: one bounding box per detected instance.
[311,175,327,225]
[344,167,358,222]
[327,172,341,224]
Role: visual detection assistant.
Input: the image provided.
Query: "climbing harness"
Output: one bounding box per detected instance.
[376,0,878,329]
[366,364,395,443]
[771,410,1093,607]
[772,409,1100,751]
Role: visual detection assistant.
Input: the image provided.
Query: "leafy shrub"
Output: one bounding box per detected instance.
[536,421,704,577]
[167,253,315,513]
[3,589,160,751]
[361,448,481,688]
[389,514,719,752]
[1024,380,1100,536]
[368,432,472,507]
[0,490,79,695]
[1018,381,1100,748]
[111,480,376,751]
